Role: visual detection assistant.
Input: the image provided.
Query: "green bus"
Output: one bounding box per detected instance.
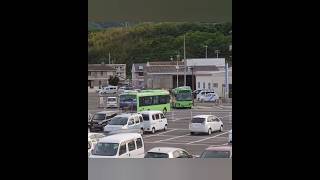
[171,86,193,108]
[119,90,171,114]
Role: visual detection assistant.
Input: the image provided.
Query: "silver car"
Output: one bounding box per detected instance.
[103,113,144,135]
[144,147,193,158]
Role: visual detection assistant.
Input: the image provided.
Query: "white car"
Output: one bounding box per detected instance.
[106,97,118,108]
[196,89,215,101]
[104,113,144,135]
[189,115,223,135]
[144,147,193,158]
[89,133,144,158]
[200,146,232,158]
[99,86,118,95]
[198,93,219,102]
[228,130,232,143]
[140,111,168,134]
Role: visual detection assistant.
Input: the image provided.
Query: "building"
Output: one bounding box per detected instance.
[88,63,127,88]
[131,63,146,89]
[143,58,232,98]
[107,64,126,82]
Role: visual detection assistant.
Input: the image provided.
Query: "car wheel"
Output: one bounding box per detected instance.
[139,128,144,135]
[208,128,212,135]
[164,124,167,131]
[219,126,223,132]
[152,127,155,134]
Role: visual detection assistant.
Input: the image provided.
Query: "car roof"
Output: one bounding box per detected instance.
[193,115,217,119]
[116,113,139,117]
[147,147,184,154]
[96,111,118,114]
[99,133,142,143]
[205,146,232,151]
[140,111,163,115]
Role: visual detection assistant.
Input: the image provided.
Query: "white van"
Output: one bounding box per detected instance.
[104,113,144,134]
[99,86,118,94]
[196,89,215,101]
[140,111,168,134]
[89,133,144,158]
[106,97,118,108]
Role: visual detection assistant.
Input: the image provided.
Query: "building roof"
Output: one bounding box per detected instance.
[88,64,116,71]
[99,133,142,143]
[145,65,219,74]
[132,63,146,72]
[148,61,185,66]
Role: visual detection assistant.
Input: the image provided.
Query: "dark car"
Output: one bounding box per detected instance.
[89,111,118,132]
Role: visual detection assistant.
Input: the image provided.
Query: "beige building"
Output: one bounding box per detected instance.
[88,63,127,88]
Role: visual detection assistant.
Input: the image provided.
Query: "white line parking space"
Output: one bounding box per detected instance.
[187,132,229,144]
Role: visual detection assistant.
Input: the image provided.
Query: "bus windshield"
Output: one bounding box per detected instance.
[176,93,192,101]
[120,95,136,102]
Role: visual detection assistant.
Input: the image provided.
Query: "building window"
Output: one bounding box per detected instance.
[138,72,143,76]
[101,72,103,76]
[213,83,218,88]
[198,82,200,89]
[88,72,91,76]
[203,82,205,89]
[208,83,211,90]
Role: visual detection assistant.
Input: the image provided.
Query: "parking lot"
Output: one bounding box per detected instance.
[89,92,232,156]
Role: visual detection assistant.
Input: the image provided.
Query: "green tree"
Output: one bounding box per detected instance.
[108,76,119,86]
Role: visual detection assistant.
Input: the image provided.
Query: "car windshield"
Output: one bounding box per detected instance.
[108,98,116,102]
[120,95,137,102]
[176,92,192,101]
[145,152,169,158]
[200,151,230,158]
[93,114,106,121]
[191,118,205,123]
[108,116,128,125]
[92,143,119,156]
[142,114,149,121]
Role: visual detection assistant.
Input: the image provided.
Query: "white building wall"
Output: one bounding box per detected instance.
[195,70,232,98]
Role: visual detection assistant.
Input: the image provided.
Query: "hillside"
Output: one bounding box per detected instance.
[88,22,232,76]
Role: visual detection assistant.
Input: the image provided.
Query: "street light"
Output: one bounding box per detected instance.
[176,54,180,88]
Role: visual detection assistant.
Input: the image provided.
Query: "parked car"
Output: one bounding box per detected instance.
[103,113,144,135]
[199,146,232,158]
[88,133,106,156]
[144,147,194,158]
[228,129,232,143]
[89,133,144,158]
[89,111,118,132]
[99,86,118,95]
[196,89,215,101]
[106,96,118,108]
[189,115,223,135]
[198,92,219,102]
[192,89,202,98]
[140,111,168,134]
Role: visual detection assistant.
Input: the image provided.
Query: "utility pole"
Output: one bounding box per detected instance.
[183,35,186,86]
[176,54,180,88]
[204,45,208,58]
[108,52,111,64]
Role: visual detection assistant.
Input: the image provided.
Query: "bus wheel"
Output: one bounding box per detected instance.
[163,108,167,114]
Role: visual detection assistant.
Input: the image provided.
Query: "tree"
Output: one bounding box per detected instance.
[108,76,119,86]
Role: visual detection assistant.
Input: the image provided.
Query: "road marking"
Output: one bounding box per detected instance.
[144,141,228,147]
[154,133,190,143]
[219,114,232,119]
[170,117,190,122]
[143,129,177,138]
[187,131,229,144]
